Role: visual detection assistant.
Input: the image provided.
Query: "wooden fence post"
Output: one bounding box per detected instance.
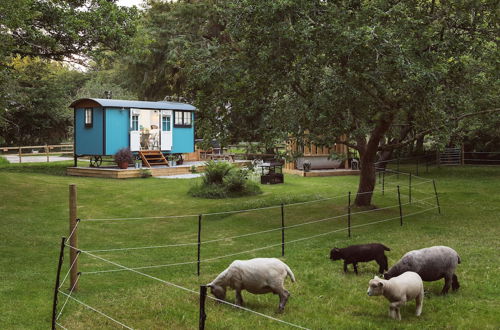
[18,147,22,163]
[46,144,49,162]
[199,285,207,330]
[69,184,79,291]
[52,237,66,330]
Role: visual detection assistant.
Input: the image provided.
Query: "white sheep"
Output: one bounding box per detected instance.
[367,271,424,320]
[207,258,295,312]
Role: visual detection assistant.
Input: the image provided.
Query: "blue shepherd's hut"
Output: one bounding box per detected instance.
[70,98,196,167]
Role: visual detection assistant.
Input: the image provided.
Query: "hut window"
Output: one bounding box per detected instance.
[174,111,192,128]
[84,108,93,128]
[131,115,139,131]
[162,116,171,131]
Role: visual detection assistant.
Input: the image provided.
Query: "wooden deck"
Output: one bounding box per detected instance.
[283,168,360,177]
[67,161,251,179]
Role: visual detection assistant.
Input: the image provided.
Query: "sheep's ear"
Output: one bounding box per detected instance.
[378,282,384,287]
[206,283,214,288]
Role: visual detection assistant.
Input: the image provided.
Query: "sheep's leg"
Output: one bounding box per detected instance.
[353,263,358,274]
[278,290,290,312]
[452,274,460,291]
[376,256,388,273]
[235,290,244,306]
[441,274,452,294]
[389,301,404,320]
[343,261,348,273]
[415,290,424,316]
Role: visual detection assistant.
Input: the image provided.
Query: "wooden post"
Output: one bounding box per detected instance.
[281,203,285,256]
[432,180,441,214]
[397,186,403,226]
[52,237,66,330]
[199,285,207,330]
[69,184,79,291]
[347,192,351,238]
[18,147,22,163]
[46,144,49,162]
[197,214,202,276]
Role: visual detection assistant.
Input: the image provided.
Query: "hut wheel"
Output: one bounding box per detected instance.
[89,156,102,167]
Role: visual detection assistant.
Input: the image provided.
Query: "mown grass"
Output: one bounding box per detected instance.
[0,162,499,329]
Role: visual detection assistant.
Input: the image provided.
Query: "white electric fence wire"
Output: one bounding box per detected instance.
[81,251,309,329]
[82,205,436,275]
[67,220,79,243]
[85,198,416,254]
[55,322,68,330]
[79,185,405,222]
[58,252,80,289]
[56,274,81,320]
[58,291,133,330]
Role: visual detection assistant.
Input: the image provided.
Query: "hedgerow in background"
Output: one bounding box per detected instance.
[189,161,261,198]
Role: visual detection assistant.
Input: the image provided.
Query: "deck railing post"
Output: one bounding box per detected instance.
[69,184,79,291]
[197,214,202,276]
[52,237,66,330]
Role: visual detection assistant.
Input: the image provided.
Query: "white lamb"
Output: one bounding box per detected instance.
[207,258,295,312]
[367,271,424,320]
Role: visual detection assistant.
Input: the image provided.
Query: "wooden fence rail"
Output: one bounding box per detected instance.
[0,144,73,163]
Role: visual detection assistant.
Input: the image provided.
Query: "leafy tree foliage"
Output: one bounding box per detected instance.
[122,0,499,205]
[0,57,86,145]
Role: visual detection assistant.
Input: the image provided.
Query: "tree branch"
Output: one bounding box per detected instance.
[379,108,500,151]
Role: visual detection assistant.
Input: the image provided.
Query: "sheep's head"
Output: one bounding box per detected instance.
[367,276,384,296]
[207,283,226,301]
[330,248,342,261]
[385,255,412,279]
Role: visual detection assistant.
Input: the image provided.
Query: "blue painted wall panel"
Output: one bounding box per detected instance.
[105,108,130,155]
[171,113,194,153]
[75,107,103,155]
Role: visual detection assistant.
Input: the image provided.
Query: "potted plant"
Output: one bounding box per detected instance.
[167,154,177,166]
[114,147,133,169]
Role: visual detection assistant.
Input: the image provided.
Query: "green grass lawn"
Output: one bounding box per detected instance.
[1,162,499,329]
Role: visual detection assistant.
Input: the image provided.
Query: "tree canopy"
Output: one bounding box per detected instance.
[121,0,498,205]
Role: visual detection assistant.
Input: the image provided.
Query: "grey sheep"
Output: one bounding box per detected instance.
[384,246,461,294]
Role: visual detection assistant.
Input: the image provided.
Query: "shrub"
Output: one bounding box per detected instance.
[188,161,262,198]
[202,161,232,185]
[114,148,134,164]
[140,168,152,178]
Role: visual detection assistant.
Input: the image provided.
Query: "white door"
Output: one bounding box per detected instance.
[130,109,141,151]
[160,110,173,150]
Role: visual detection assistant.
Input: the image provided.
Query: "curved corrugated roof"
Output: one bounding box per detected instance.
[70,98,196,111]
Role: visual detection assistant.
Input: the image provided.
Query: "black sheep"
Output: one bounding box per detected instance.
[330,243,390,274]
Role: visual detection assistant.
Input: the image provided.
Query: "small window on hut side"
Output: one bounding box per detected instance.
[84,108,93,128]
[174,111,192,128]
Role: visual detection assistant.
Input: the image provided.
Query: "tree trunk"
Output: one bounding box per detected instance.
[354,115,394,206]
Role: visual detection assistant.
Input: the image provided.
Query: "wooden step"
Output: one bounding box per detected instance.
[138,150,168,168]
